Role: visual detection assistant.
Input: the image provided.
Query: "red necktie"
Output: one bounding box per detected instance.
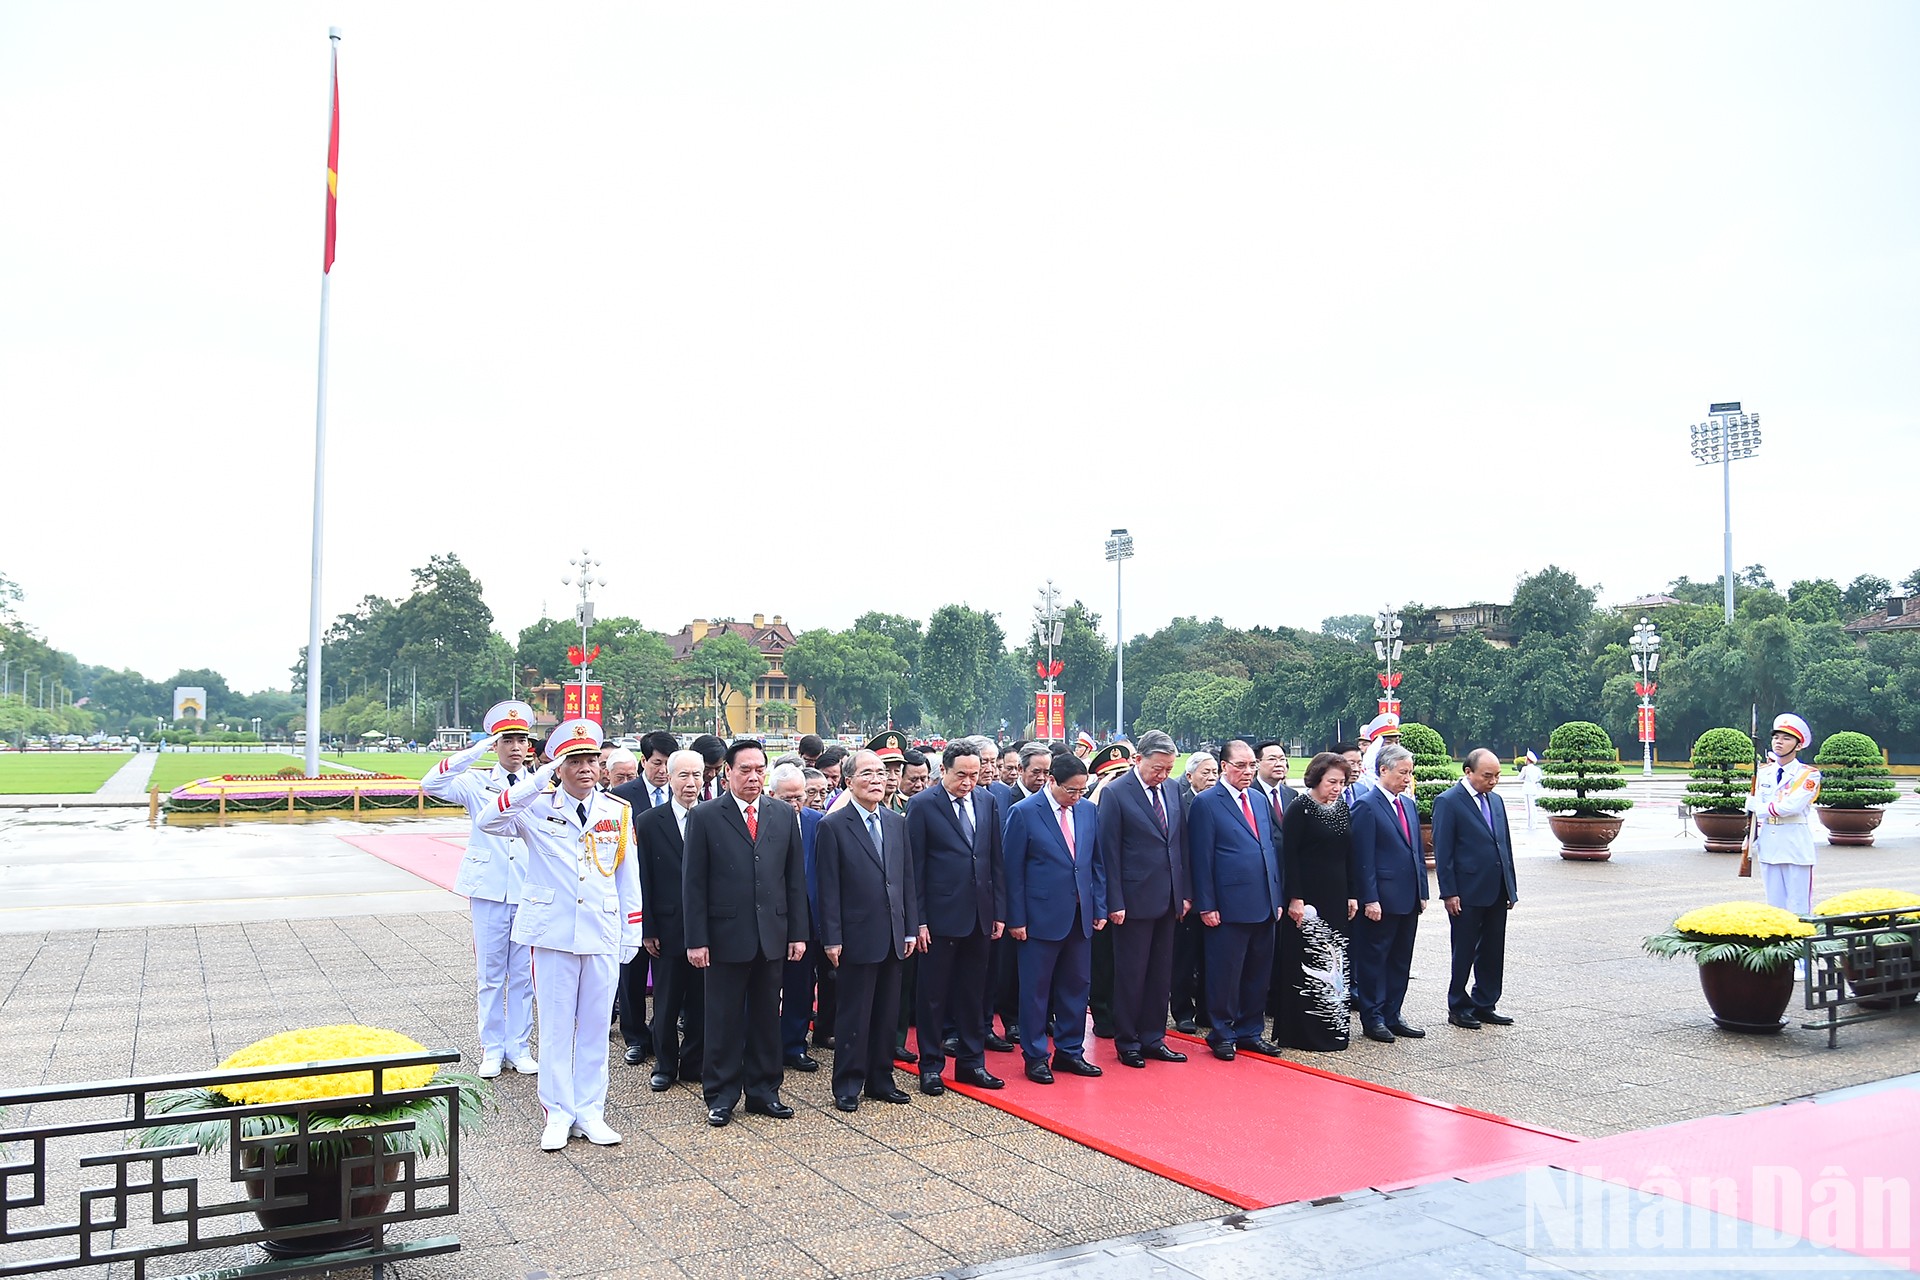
[1240,790,1259,836]
[1395,796,1411,844]
[744,801,758,842]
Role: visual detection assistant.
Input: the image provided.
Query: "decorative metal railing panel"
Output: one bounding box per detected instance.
[1802,910,1919,1048]
[0,1050,463,1279]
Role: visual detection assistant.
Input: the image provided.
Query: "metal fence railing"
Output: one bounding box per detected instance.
[0,1050,464,1280]
[1802,911,1919,1049]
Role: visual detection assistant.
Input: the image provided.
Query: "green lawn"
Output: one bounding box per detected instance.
[146,754,325,793]
[0,753,133,795]
[319,751,459,779]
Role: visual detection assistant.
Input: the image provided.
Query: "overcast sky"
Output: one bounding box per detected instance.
[4,3,1916,693]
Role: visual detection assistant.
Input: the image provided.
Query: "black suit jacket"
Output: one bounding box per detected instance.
[635,800,690,950]
[1096,768,1189,920]
[907,784,1005,938]
[682,793,809,963]
[611,775,664,814]
[1431,782,1518,907]
[816,801,918,965]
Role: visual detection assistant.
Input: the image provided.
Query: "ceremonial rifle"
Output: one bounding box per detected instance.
[1737,703,1759,878]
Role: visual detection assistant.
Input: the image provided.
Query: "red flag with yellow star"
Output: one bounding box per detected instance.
[323,47,339,273]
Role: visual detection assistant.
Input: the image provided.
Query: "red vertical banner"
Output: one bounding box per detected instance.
[323,45,339,273]
[1034,692,1066,740]
[1638,706,1656,743]
[563,682,605,726]
[1378,698,1401,716]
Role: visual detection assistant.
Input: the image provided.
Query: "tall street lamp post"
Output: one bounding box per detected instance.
[1629,615,1662,777]
[562,549,604,728]
[1688,403,1761,625]
[1104,529,1134,738]
[1373,607,1404,716]
[1034,581,1063,740]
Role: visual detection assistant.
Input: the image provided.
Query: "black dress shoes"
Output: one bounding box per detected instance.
[1052,1053,1102,1077]
[867,1085,911,1105]
[706,1107,732,1127]
[1447,1012,1483,1030]
[1362,1022,1396,1043]
[812,1033,837,1050]
[649,1073,674,1092]
[1116,1049,1147,1069]
[1478,1010,1514,1025]
[892,1044,919,1065]
[957,1065,1005,1089]
[1174,1019,1199,1035]
[833,1096,859,1113]
[784,1054,820,1073]
[1145,1043,1188,1063]
[984,1032,1015,1053]
[744,1098,795,1119]
[941,1037,961,1057]
[1240,1038,1283,1057]
[1092,1023,1116,1039]
[623,1046,647,1066]
[1386,1022,1426,1039]
[919,1074,946,1096]
[1209,1041,1236,1061]
[1024,1061,1055,1085]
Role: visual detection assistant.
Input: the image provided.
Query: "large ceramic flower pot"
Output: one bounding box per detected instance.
[243,1134,402,1257]
[1697,958,1795,1033]
[1692,810,1750,854]
[1422,824,1435,870]
[1548,813,1623,861]
[1816,806,1885,847]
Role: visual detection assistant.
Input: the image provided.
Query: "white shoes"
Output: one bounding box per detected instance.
[539,1115,571,1151]
[570,1117,621,1145]
[508,1053,539,1074]
[477,1056,503,1079]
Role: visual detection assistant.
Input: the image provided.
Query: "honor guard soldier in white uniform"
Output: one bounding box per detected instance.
[421,699,538,1080]
[1748,714,1822,917]
[1345,713,1402,803]
[482,719,643,1151]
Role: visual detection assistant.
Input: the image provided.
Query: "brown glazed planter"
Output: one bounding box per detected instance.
[1697,958,1795,1033]
[1692,809,1751,854]
[1548,813,1624,861]
[243,1134,401,1258]
[1816,806,1885,847]
[1422,823,1435,869]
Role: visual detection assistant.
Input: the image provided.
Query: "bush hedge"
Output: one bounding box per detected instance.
[1811,730,1899,809]
[1685,727,1754,813]
[1538,720,1633,815]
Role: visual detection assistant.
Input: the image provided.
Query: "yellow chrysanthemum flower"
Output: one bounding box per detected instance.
[216,1025,438,1106]
[1812,888,1920,920]
[1672,901,1816,942]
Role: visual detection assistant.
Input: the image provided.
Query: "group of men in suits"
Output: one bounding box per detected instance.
[445,707,1520,1147]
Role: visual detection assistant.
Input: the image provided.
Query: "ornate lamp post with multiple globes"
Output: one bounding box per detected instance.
[1629,615,1661,776]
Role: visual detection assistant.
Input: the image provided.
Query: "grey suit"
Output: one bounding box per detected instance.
[817,800,917,1101]
[1097,769,1189,1053]
[683,793,808,1111]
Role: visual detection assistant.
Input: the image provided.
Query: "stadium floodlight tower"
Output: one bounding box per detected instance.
[1104,529,1134,738]
[1688,404,1762,625]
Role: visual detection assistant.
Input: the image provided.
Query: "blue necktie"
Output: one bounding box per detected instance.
[956,797,975,844]
[867,812,882,855]
[1479,791,1494,832]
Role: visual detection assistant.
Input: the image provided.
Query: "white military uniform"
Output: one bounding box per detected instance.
[421,711,534,1065]
[481,754,642,1132]
[1750,755,1822,917]
[1518,757,1543,833]
[1345,713,1401,804]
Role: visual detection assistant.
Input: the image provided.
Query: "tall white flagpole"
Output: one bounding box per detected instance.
[303,27,340,778]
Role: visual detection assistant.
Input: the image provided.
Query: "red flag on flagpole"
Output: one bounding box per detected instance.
[323,47,339,273]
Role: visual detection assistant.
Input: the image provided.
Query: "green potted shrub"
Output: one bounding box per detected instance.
[1685,727,1754,854]
[1812,730,1900,846]
[1537,720,1632,860]
[1643,901,1815,1033]
[1399,722,1453,864]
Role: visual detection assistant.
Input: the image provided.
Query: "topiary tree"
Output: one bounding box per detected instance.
[1812,731,1899,809]
[1398,722,1453,821]
[1685,727,1754,814]
[1537,720,1633,816]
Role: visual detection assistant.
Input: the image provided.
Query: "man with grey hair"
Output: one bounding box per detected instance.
[1096,730,1190,1067]
[605,747,640,788]
[1349,742,1428,1043]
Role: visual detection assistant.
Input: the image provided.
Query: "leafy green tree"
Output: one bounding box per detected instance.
[1509,566,1598,640]
[1902,569,1920,596]
[784,627,909,734]
[683,630,767,733]
[1786,579,1843,625]
[920,605,1007,733]
[1840,573,1892,619]
[1320,614,1372,644]
[0,571,22,627]
[1020,601,1112,732]
[516,617,577,684]
[595,631,677,734]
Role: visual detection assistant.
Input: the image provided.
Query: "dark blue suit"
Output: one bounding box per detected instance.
[1349,785,1428,1028]
[1004,790,1106,1064]
[781,806,830,1058]
[908,783,1004,1075]
[1188,783,1283,1048]
[1096,769,1189,1054]
[1431,781,1517,1019]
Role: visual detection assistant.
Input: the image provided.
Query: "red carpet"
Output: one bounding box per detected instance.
[338,832,467,892]
[1539,1088,1920,1269]
[938,1027,1579,1210]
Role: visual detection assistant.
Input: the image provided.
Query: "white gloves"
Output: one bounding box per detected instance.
[619,945,638,965]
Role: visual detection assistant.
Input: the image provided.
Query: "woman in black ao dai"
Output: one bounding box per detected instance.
[1274,753,1359,1051]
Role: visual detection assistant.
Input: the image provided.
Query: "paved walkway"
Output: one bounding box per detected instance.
[95,752,158,796]
[0,799,1915,1277]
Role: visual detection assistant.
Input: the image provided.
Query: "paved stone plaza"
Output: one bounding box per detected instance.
[1,786,1916,1278]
